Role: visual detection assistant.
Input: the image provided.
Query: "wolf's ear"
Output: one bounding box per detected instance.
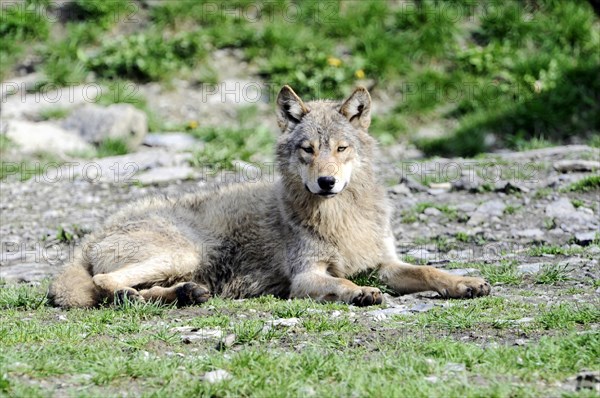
[276,85,310,132]
[340,86,371,130]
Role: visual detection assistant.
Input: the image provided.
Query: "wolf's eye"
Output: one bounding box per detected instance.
[301,146,314,154]
[337,146,348,152]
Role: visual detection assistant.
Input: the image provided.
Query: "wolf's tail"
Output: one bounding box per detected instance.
[48,258,101,308]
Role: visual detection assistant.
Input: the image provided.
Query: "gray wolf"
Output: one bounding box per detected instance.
[49,86,491,308]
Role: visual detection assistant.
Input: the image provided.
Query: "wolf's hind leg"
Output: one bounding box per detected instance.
[139,282,211,306]
[92,255,198,305]
[378,262,491,298]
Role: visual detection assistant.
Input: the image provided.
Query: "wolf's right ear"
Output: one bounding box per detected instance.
[276,85,310,132]
[340,86,371,130]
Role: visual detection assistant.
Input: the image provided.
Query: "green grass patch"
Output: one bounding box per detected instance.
[38,107,71,121]
[349,270,392,294]
[190,125,274,170]
[527,244,586,257]
[0,282,599,397]
[448,261,523,285]
[536,303,600,330]
[535,264,571,285]
[96,138,129,157]
[563,176,600,193]
[401,202,458,224]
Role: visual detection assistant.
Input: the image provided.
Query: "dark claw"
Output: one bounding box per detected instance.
[114,289,142,305]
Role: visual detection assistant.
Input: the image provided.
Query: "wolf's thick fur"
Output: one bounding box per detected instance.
[49,86,490,308]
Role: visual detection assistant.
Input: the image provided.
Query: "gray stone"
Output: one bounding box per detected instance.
[367,307,409,318]
[179,328,223,343]
[517,263,543,274]
[62,104,147,148]
[515,229,545,240]
[445,268,481,277]
[71,149,193,183]
[444,363,466,372]
[1,84,91,119]
[452,173,484,192]
[202,369,232,384]
[264,318,300,328]
[476,200,506,217]
[553,160,600,173]
[0,262,60,283]
[137,166,198,185]
[427,188,448,196]
[399,176,427,192]
[428,182,452,191]
[409,303,435,313]
[545,198,597,231]
[143,133,200,151]
[514,317,535,324]
[467,213,488,226]
[3,119,93,155]
[455,202,477,213]
[424,207,442,216]
[574,232,597,246]
[389,184,411,195]
[575,371,600,392]
[495,181,529,193]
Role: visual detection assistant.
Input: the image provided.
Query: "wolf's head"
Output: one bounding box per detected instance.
[275,86,376,199]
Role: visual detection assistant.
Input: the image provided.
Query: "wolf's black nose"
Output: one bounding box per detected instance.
[317,176,336,191]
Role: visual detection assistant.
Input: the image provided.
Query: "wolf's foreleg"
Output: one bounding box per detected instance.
[290,271,382,306]
[378,262,491,298]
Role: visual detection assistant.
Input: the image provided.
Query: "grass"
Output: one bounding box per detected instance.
[96,138,129,157]
[563,176,600,193]
[401,202,458,224]
[535,264,571,285]
[2,1,598,156]
[37,107,71,121]
[448,261,523,285]
[527,244,587,257]
[188,107,275,170]
[348,270,392,294]
[1,281,599,397]
[504,205,520,215]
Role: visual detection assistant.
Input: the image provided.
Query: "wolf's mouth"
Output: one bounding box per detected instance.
[317,192,337,198]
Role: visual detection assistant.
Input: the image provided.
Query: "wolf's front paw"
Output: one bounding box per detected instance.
[175,282,211,307]
[114,288,145,305]
[441,277,491,299]
[351,287,383,306]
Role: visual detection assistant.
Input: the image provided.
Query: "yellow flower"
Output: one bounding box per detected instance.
[188,120,198,130]
[355,69,365,79]
[327,57,342,67]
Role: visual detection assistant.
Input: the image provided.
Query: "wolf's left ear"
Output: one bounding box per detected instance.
[340,87,371,130]
[276,85,310,133]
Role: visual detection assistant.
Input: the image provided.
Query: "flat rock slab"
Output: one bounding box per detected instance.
[137,166,198,185]
[70,149,193,183]
[545,198,597,232]
[1,262,60,283]
[143,133,201,152]
[3,119,92,155]
[62,104,148,149]
[366,303,436,319]
[553,159,600,173]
